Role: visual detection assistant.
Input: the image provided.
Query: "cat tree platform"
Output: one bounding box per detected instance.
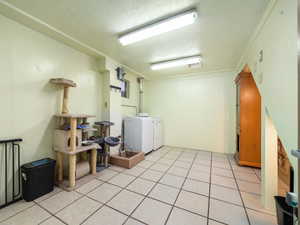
[54,114,98,191]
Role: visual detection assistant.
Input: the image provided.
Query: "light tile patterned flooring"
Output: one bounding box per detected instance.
[0,147,278,225]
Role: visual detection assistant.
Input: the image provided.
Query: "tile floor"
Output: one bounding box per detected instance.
[0,146,278,225]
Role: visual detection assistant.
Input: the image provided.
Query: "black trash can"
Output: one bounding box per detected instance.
[21,158,56,201]
[274,196,297,225]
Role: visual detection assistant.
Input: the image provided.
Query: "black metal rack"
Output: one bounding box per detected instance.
[0,138,22,209]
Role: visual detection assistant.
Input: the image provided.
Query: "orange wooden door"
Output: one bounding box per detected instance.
[236,72,261,167]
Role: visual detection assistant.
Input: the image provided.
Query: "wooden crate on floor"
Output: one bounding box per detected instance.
[110,151,144,169]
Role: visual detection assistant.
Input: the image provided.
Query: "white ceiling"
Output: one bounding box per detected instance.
[3,0,270,78]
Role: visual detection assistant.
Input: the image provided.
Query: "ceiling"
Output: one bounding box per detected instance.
[3,0,270,78]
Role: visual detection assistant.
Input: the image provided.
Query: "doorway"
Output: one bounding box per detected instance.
[235,66,261,168]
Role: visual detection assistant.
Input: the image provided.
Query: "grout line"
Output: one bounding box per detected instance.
[78,155,165,225]
[3,148,265,225]
[38,215,57,225]
[79,173,143,225]
[36,201,72,225]
[75,148,171,225]
[206,152,213,225]
[1,149,166,225]
[244,205,276,217]
[39,166,127,225]
[0,203,36,224]
[122,148,184,225]
[4,185,97,225]
[123,151,231,225]
[173,206,228,225]
[34,187,63,204]
[253,169,262,181]
[141,153,268,221]
[211,165,232,171]
[209,195,245,208]
[234,177,261,184]
[82,194,148,225]
[35,189,95,224]
[36,190,100,225]
[227,155,251,225]
[172,205,228,225]
[163,149,198,225]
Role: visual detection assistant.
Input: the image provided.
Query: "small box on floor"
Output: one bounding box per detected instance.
[21,158,56,201]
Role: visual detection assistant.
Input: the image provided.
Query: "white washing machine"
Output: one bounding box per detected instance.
[124,116,154,154]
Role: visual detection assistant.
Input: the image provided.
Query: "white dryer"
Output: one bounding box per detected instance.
[153,118,163,150]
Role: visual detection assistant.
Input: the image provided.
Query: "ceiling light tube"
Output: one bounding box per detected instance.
[119,9,198,46]
[151,56,202,70]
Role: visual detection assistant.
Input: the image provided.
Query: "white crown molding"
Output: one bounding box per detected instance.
[0,0,147,79]
[235,0,278,72]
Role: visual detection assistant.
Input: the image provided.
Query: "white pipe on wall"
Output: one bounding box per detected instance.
[137,77,144,113]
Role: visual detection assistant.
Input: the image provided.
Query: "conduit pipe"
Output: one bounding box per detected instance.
[137,77,144,113]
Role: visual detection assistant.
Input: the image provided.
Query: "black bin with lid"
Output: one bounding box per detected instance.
[21,158,56,201]
[274,196,298,225]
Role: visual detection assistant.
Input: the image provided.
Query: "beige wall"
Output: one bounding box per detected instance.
[0,14,103,165]
[144,71,236,153]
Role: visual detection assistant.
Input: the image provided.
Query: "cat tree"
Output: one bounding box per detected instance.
[50,78,99,190]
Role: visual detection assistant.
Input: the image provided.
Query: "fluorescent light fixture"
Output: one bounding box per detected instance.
[119,9,198,46]
[151,56,202,70]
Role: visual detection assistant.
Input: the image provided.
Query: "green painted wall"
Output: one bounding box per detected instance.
[121,72,139,117]
[237,0,297,206]
[144,71,236,153]
[0,14,103,166]
[240,0,298,168]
